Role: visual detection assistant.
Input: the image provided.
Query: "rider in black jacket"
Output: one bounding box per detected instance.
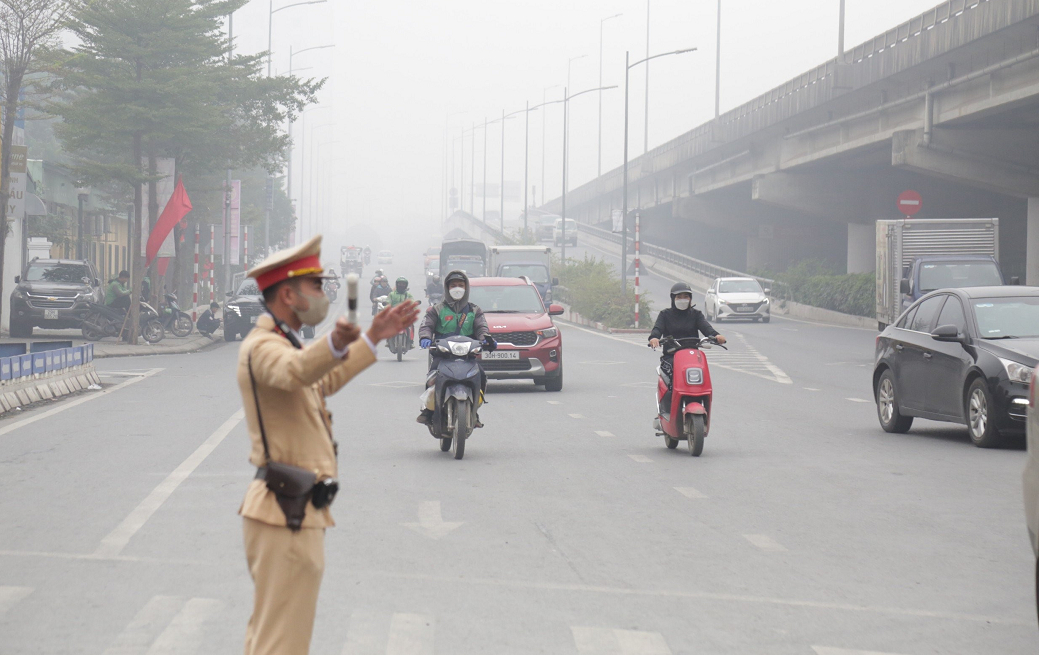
[649,282,727,414]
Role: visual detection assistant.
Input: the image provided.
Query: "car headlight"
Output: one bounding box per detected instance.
[449,341,470,356]
[11,288,25,300]
[999,358,1034,384]
[762,297,770,304]
[686,368,703,385]
[538,327,558,338]
[226,304,241,315]
[717,300,728,306]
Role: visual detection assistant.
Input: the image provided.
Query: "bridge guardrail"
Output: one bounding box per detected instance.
[576,223,779,292]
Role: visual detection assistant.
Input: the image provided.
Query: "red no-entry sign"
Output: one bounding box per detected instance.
[897,190,922,217]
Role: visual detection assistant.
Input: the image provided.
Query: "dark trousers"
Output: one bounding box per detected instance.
[109,295,130,312]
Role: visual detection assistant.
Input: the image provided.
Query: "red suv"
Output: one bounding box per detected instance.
[468,277,565,391]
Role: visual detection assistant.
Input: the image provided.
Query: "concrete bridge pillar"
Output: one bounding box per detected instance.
[1028,198,1039,286]
[847,223,875,274]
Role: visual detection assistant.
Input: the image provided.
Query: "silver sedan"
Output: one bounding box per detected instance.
[704,277,771,323]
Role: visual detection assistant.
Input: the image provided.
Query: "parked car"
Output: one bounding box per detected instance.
[223,279,264,342]
[1022,367,1039,622]
[873,286,1038,447]
[704,277,771,323]
[552,218,577,247]
[10,258,105,337]
[377,250,394,265]
[468,276,565,391]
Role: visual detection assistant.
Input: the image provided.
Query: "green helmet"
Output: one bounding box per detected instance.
[394,276,409,293]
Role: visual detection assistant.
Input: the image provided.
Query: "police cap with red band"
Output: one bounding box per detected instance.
[248,234,332,291]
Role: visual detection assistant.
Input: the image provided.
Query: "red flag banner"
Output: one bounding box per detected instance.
[146,177,192,267]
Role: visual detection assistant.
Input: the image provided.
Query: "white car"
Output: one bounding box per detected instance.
[704,277,771,323]
[553,218,577,247]
[377,250,393,265]
[1023,368,1039,618]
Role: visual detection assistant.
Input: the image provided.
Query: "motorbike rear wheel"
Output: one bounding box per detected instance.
[142,320,165,344]
[686,414,705,457]
[171,314,193,338]
[664,435,679,449]
[451,400,468,460]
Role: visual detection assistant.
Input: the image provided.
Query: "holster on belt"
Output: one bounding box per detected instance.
[255,464,316,531]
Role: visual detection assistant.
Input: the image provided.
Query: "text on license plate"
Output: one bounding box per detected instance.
[736,305,754,312]
[44,309,59,320]
[250,315,258,324]
[482,350,519,360]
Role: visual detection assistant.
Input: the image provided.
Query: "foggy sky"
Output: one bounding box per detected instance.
[229,0,945,243]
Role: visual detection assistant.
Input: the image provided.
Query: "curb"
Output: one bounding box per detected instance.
[0,364,100,416]
[93,336,225,359]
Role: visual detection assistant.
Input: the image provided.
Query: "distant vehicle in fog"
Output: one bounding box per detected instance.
[704,277,771,323]
[552,218,577,247]
[440,238,487,278]
[377,250,394,265]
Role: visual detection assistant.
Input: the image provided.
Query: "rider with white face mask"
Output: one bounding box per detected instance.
[649,282,726,414]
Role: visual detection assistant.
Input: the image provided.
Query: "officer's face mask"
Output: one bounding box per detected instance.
[674,296,692,311]
[292,281,330,326]
[448,285,466,301]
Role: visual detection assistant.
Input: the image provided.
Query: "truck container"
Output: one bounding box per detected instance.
[440,238,487,279]
[488,246,557,303]
[876,218,1000,329]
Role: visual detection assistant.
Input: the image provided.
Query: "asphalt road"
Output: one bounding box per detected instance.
[0,239,1034,654]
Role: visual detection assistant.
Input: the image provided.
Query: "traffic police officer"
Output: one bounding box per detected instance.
[238,235,419,655]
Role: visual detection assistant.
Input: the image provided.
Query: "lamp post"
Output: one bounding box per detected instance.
[540,85,559,207]
[560,85,617,263]
[299,106,332,241]
[498,107,526,235]
[715,0,721,117]
[287,44,334,228]
[266,0,327,253]
[76,187,90,259]
[443,111,466,220]
[598,13,622,177]
[564,55,587,196]
[306,123,334,239]
[622,47,697,291]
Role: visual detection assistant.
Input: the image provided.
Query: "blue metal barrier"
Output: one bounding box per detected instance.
[0,344,90,383]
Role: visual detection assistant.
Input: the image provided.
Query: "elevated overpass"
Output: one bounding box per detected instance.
[542,0,1039,282]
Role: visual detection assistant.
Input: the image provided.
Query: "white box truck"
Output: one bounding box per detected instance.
[876,218,1004,329]
[488,246,556,303]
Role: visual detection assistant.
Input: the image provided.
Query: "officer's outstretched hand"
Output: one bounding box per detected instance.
[331,317,361,352]
[368,299,421,343]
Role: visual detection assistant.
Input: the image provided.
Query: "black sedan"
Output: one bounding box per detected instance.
[223,278,317,342]
[873,286,1038,447]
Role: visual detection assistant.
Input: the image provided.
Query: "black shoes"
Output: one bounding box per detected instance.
[416,409,433,425]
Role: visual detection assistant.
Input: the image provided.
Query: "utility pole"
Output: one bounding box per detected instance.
[500,108,505,234]
[470,121,475,213]
[838,0,846,56]
[523,100,530,236]
[715,0,721,117]
[224,11,233,294]
[599,13,622,178]
[644,0,650,154]
[482,116,488,222]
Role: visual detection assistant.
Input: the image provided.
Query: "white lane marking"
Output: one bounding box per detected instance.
[401,501,463,540]
[595,430,615,437]
[846,398,871,403]
[386,613,435,655]
[341,610,386,655]
[569,413,586,419]
[579,360,626,365]
[627,454,653,463]
[712,333,792,385]
[144,597,223,655]
[804,387,820,391]
[547,400,562,405]
[743,534,788,552]
[103,596,183,655]
[94,409,244,558]
[0,586,32,617]
[813,648,910,655]
[0,368,162,439]
[674,486,708,499]
[572,626,672,654]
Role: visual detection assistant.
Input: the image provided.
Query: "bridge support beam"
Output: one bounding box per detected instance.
[751,172,866,223]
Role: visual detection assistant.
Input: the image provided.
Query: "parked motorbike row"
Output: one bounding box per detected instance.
[80,293,194,344]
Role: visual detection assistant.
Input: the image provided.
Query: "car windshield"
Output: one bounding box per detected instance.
[469,285,545,313]
[918,261,1002,293]
[25,263,91,284]
[499,264,549,284]
[719,280,762,294]
[554,219,576,229]
[973,297,1039,339]
[380,251,392,256]
[445,257,485,277]
[236,280,261,296]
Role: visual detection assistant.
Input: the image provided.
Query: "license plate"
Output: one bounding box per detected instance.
[482,350,519,360]
[736,305,754,312]
[250,315,258,324]
[44,309,58,320]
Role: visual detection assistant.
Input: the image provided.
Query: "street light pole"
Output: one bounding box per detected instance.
[500,108,505,234]
[540,85,558,207]
[565,55,586,197]
[287,45,333,241]
[598,13,622,178]
[523,100,530,237]
[470,121,475,213]
[715,0,721,117]
[621,46,697,291]
[482,116,488,222]
[645,0,650,154]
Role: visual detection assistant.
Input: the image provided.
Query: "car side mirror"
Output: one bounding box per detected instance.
[552,277,559,286]
[548,303,564,316]
[899,279,911,295]
[930,324,963,343]
[763,287,771,295]
[13,276,19,284]
[94,278,101,287]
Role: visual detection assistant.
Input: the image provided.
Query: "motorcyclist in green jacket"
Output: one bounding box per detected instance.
[105,270,132,311]
[389,277,415,348]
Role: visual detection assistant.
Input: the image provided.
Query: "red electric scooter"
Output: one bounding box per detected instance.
[653,335,726,456]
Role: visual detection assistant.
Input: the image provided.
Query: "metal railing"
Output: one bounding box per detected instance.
[577,223,777,291]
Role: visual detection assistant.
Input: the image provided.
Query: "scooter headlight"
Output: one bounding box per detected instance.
[449,341,471,357]
[686,368,703,385]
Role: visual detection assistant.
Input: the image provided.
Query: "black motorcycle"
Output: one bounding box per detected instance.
[158,293,193,337]
[324,279,339,302]
[81,301,164,343]
[425,335,495,460]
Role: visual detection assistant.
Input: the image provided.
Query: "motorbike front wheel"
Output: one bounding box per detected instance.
[686,414,705,457]
[81,312,106,340]
[439,437,452,452]
[171,314,193,337]
[451,399,469,460]
[142,320,165,344]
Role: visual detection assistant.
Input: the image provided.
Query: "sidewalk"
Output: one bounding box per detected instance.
[1,329,226,359]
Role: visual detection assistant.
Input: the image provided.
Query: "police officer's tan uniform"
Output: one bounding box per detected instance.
[238,235,376,655]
